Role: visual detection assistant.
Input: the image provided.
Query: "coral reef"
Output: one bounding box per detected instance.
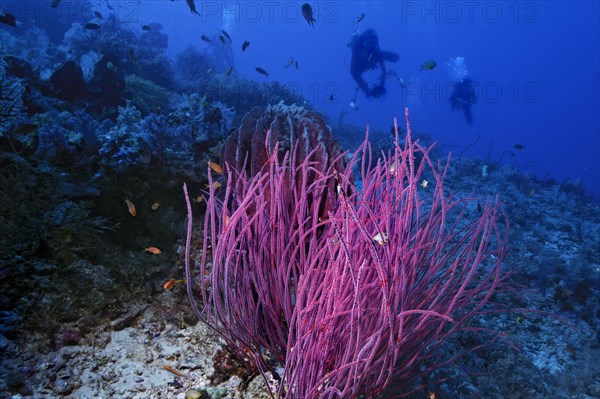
[174,45,304,123]
[175,45,212,85]
[50,60,87,101]
[33,109,103,166]
[62,17,137,72]
[97,96,233,176]
[135,24,175,89]
[0,28,52,73]
[124,75,173,116]
[87,55,127,115]
[221,103,346,220]
[222,102,345,177]
[0,58,26,136]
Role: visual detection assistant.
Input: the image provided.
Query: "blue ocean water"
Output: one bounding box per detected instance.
[5,1,596,195]
[130,0,599,197]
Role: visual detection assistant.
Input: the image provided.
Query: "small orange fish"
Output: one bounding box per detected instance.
[205,182,222,190]
[144,246,162,255]
[151,201,160,210]
[208,161,223,174]
[163,278,176,290]
[195,196,204,203]
[163,278,184,289]
[124,198,136,216]
[163,364,186,377]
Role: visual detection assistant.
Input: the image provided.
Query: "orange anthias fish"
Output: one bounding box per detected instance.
[144,246,162,255]
[124,198,136,216]
[163,278,176,290]
[208,161,223,174]
[163,364,186,377]
[163,278,185,290]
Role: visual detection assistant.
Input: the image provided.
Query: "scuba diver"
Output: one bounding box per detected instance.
[348,29,399,104]
[449,76,476,124]
[447,57,476,124]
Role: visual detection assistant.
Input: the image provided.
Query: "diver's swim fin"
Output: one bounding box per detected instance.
[380,51,399,63]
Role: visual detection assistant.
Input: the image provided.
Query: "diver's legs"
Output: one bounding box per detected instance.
[463,105,474,124]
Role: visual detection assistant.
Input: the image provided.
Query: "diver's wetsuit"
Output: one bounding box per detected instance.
[449,76,476,124]
[349,29,399,98]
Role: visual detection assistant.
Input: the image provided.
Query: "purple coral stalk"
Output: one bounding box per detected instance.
[185,108,509,398]
[185,138,351,379]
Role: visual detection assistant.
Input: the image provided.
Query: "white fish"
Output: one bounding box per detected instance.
[372,232,388,245]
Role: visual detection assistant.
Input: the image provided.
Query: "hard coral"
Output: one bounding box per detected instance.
[50,61,86,101]
[222,103,345,178]
[1,27,51,72]
[124,75,172,116]
[0,58,26,135]
[175,45,211,85]
[222,103,346,219]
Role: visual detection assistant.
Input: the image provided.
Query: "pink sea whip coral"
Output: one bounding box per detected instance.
[184,108,509,398]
